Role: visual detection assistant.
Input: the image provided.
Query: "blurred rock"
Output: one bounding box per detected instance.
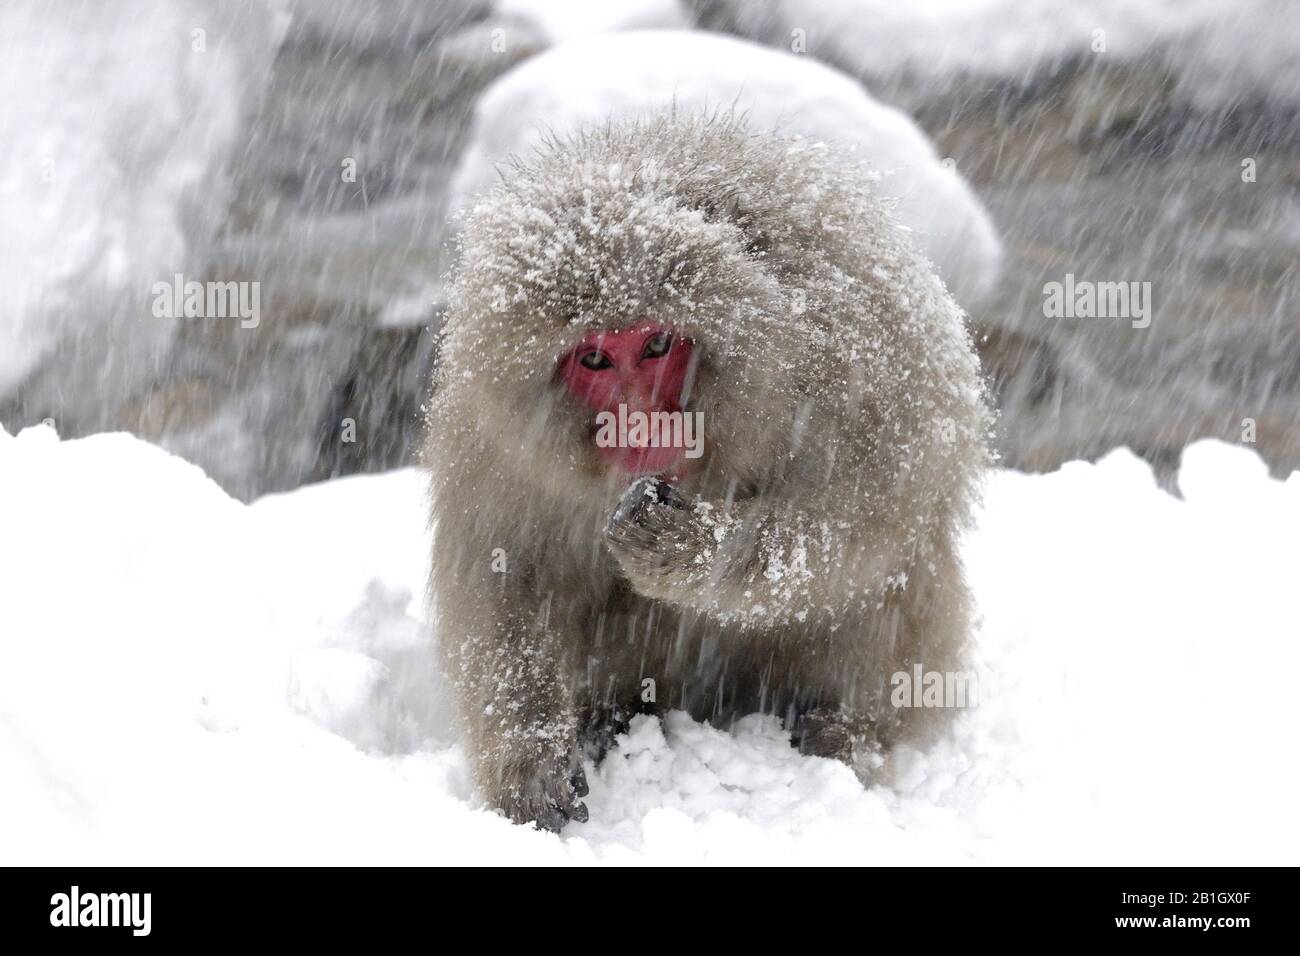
[309,324,440,484]
[942,68,1300,479]
[0,0,286,439]
[3,2,546,500]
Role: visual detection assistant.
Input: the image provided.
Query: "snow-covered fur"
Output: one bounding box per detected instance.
[426,113,991,829]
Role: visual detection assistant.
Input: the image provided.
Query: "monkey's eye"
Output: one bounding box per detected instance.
[579,350,614,371]
[642,332,673,359]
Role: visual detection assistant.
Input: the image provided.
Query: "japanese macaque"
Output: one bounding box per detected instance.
[426,113,991,830]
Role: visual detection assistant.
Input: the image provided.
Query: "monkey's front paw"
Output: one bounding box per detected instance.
[604,478,702,582]
[501,759,590,833]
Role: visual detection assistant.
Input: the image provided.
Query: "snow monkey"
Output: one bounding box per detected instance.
[426,113,990,830]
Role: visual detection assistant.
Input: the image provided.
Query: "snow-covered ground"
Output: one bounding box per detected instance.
[2,422,1296,864]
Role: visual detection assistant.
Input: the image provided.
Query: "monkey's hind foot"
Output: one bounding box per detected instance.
[790,709,885,785]
[577,703,634,764]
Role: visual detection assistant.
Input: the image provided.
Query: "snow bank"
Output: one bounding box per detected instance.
[1,422,1297,864]
[0,0,285,396]
[708,0,1300,111]
[448,31,1003,310]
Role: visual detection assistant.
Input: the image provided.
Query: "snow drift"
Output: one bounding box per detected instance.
[448,31,1004,310]
[1,422,1297,864]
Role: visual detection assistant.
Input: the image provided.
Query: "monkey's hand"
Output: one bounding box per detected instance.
[606,478,887,625]
[604,477,715,596]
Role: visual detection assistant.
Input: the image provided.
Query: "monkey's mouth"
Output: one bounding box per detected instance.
[585,417,690,477]
[585,411,696,481]
[598,442,687,478]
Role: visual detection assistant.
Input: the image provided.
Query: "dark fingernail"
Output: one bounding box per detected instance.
[653,479,687,509]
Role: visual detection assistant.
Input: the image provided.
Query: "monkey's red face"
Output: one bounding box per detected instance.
[558,323,696,479]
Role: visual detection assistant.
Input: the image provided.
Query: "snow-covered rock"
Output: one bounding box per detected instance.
[497,0,687,43]
[0,0,285,398]
[692,0,1300,111]
[448,31,1003,310]
[2,422,1297,864]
